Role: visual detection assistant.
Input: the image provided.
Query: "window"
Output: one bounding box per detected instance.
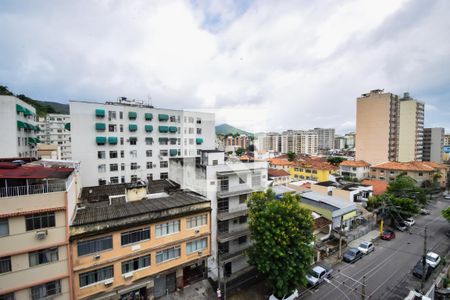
[186,238,207,254]
[108,111,116,120]
[130,138,137,145]
[0,256,11,273]
[187,214,207,228]
[29,248,58,266]
[0,218,8,237]
[121,227,150,246]
[160,161,168,168]
[131,175,138,182]
[98,164,106,173]
[110,177,119,184]
[196,118,202,124]
[119,111,123,119]
[120,124,124,132]
[131,163,138,170]
[79,266,114,287]
[121,163,125,171]
[239,194,247,204]
[120,150,124,158]
[120,137,124,145]
[197,128,202,134]
[0,293,14,300]
[218,176,229,192]
[98,179,107,185]
[77,236,113,256]
[170,115,176,122]
[18,137,20,146]
[189,128,194,134]
[160,172,168,179]
[108,124,116,132]
[146,162,153,169]
[147,174,153,181]
[218,198,229,212]
[109,151,118,159]
[146,150,152,157]
[25,212,55,231]
[239,216,247,224]
[31,280,61,300]
[160,150,168,156]
[252,172,261,187]
[145,138,153,145]
[418,172,423,176]
[121,255,150,274]
[110,164,118,172]
[238,236,247,245]
[98,151,106,159]
[121,176,125,183]
[213,160,218,166]
[156,246,181,263]
[156,220,180,237]
[130,150,137,158]
[239,177,246,184]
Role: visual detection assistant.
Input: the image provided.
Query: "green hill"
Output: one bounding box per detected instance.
[215,123,253,137]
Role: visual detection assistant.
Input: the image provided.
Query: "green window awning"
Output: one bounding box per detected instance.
[128,111,137,120]
[35,137,41,143]
[17,120,25,129]
[158,114,169,121]
[170,149,178,156]
[169,126,177,133]
[28,137,36,144]
[34,126,40,132]
[95,109,105,117]
[108,137,118,145]
[64,123,71,131]
[96,136,106,145]
[145,113,153,121]
[145,125,153,132]
[196,138,204,145]
[129,124,138,132]
[95,123,106,131]
[159,126,169,133]
[129,137,138,141]
[16,104,25,113]
[24,108,33,116]
[159,137,168,143]
[170,138,177,143]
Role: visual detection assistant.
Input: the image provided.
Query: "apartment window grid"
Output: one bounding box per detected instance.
[25,212,55,231]
[109,151,118,159]
[156,220,180,237]
[186,238,207,254]
[0,256,11,273]
[156,246,181,264]
[160,161,168,168]
[0,293,14,300]
[146,150,152,157]
[121,227,150,245]
[187,214,207,228]
[79,266,114,287]
[110,164,118,172]
[29,248,58,266]
[121,255,150,274]
[31,280,61,300]
[146,162,153,169]
[77,236,113,256]
[160,150,168,156]
[218,176,229,192]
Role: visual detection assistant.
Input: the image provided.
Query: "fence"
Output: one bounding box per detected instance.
[345,218,377,243]
[0,182,67,198]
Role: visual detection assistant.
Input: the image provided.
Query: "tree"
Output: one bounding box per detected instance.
[247,144,255,152]
[235,147,246,156]
[0,85,14,96]
[247,190,314,298]
[387,175,426,205]
[367,194,418,221]
[442,207,450,222]
[327,156,346,166]
[287,151,296,162]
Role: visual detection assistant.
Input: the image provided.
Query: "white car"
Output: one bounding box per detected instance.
[404,218,415,226]
[269,290,299,300]
[444,194,450,200]
[358,241,375,255]
[426,252,441,268]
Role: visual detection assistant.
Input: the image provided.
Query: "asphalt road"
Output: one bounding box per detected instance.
[300,196,450,300]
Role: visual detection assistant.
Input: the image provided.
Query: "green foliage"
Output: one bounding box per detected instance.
[0,85,14,96]
[367,194,418,217]
[287,151,296,162]
[247,190,314,298]
[442,207,450,222]
[235,147,246,156]
[247,144,255,152]
[327,156,347,166]
[387,175,426,205]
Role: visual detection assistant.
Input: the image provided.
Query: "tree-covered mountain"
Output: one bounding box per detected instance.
[215,123,253,137]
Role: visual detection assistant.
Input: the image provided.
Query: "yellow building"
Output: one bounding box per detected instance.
[70,181,211,300]
[289,159,337,182]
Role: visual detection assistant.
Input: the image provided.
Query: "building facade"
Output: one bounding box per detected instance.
[423,128,444,163]
[281,130,318,155]
[344,132,356,149]
[334,135,346,150]
[70,98,215,187]
[0,96,39,158]
[254,132,281,153]
[223,135,250,153]
[314,128,335,150]
[169,151,268,291]
[69,181,211,300]
[290,159,337,182]
[339,160,370,181]
[398,93,424,162]
[444,134,450,146]
[37,114,72,160]
[0,161,79,300]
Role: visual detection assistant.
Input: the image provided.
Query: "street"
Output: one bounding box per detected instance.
[300,196,450,300]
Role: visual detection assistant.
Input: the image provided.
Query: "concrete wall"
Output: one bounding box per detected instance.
[399,100,421,162]
[423,128,444,163]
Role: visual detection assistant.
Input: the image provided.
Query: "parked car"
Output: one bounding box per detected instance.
[395,221,408,232]
[404,218,415,226]
[269,290,299,300]
[343,248,363,263]
[426,252,441,268]
[358,241,375,255]
[306,266,333,287]
[444,194,450,199]
[420,208,430,215]
[412,259,432,279]
[381,229,396,240]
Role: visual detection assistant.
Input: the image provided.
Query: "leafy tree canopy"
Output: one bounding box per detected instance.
[327,156,347,166]
[1,85,57,117]
[442,207,450,222]
[287,151,296,162]
[235,147,246,156]
[387,175,426,205]
[247,190,314,298]
[247,144,255,152]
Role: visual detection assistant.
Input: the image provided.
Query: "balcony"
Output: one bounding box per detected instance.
[217,226,250,243]
[217,186,254,198]
[217,208,248,221]
[0,182,67,198]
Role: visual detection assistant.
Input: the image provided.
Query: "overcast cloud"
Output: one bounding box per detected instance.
[1,0,449,133]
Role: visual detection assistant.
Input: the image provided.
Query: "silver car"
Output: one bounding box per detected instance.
[358,241,374,255]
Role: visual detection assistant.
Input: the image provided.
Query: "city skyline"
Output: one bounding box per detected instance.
[1,0,450,133]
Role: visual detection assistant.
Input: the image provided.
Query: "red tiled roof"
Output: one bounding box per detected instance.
[268,158,295,166]
[361,179,388,196]
[293,159,337,171]
[268,168,290,177]
[371,161,448,172]
[340,160,370,167]
[0,164,74,179]
[0,206,66,218]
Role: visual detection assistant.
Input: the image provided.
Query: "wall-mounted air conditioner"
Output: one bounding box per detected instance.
[194,229,200,234]
[35,230,48,240]
[94,254,101,260]
[104,278,114,286]
[123,272,134,279]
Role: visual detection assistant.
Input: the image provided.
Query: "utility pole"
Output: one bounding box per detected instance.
[421,226,427,293]
[361,276,366,300]
[339,215,344,259]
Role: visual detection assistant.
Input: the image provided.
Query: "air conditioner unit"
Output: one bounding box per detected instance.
[194,229,200,234]
[198,251,203,256]
[104,278,114,286]
[94,254,101,260]
[123,272,134,279]
[35,230,48,240]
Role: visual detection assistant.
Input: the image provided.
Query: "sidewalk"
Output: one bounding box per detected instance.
[348,229,380,248]
[159,279,216,300]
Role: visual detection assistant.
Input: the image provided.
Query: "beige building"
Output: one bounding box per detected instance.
[281,130,318,155]
[0,160,79,300]
[37,144,62,160]
[423,128,444,163]
[444,134,450,146]
[37,114,72,160]
[398,93,424,162]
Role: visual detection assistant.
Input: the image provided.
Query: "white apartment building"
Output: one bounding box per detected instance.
[314,128,335,150]
[345,132,356,149]
[334,135,346,150]
[0,160,80,300]
[281,130,318,155]
[423,128,444,163]
[70,98,215,187]
[169,151,268,290]
[254,132,281,152]
[37,114,71,160]
[0,96,39,158]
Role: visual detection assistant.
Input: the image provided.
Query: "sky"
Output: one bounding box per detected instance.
[1,0,449,134]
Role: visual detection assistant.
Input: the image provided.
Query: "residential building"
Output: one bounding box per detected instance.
[37,114,72,160]
[268,168,291,186]
[254,132,281,152]
[443,146,450,164]
[37,144,62,160]
[361,179,388,196]
[356,89,401,165]
[0,95,39,158]
[290,159,337,182]
[445,134,450,146]
[344,132,356,149]
[223,135,250,153]
[70,98,215,187]
[314,128,335,150]
[69,180,211,299]
[398,93,424,162]
[423,128,444,163]
[169,150,268,291]
[339,160,370,181]
[370,161,448,188]
[268,157,295,171]
[310,181,373,204]
[281,130,318,155]
[0,160,80,300]
[253,150,279,161]
[334,135,346,150]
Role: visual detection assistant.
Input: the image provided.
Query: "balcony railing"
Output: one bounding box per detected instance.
[0,182,67,198]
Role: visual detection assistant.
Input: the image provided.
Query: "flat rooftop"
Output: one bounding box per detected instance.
[301,191,356,211]
[0,162,73,179]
